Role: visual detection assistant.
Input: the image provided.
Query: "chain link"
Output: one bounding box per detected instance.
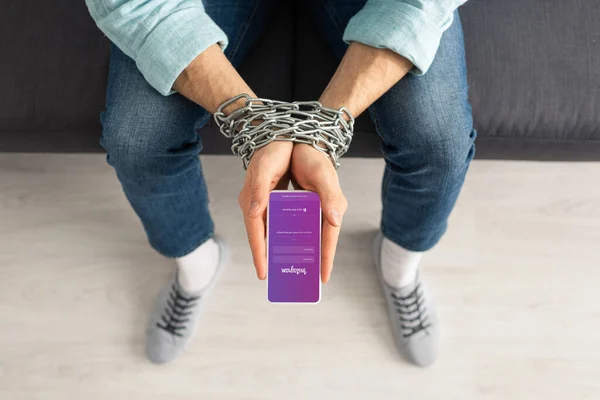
[214,94,355,169]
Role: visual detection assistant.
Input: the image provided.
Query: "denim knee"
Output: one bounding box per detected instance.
[380,125,476,251]
[99,109,202,186]
[384,124,476,180]
[422,127,475,178]
[100,111,142,173]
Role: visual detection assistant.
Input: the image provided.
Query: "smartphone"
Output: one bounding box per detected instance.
[267,190,321,304]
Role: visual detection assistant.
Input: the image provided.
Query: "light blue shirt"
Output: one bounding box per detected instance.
[86,0,466,96]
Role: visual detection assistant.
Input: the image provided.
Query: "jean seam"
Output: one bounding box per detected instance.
[380,228,438,253]
[228,0,263,63]
[194,112,212,136]
[368,105,382,137]
[322,0,345,38]
[370,105,390,235]
[154,230,215,258]
[373,104,448,252]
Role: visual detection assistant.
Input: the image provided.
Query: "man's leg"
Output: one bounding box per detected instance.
[100,0,277,363]
[101,46,214,258]
[368,13,475,367]
[102,0,276,258]
[307,2,475,366]
[369,15,475,250]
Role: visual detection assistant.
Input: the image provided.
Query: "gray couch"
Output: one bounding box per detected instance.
[1,1,599,160]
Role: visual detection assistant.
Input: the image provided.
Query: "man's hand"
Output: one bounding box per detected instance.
[288,42,410,283]
[290,144,348,283]
[239,141,293,280]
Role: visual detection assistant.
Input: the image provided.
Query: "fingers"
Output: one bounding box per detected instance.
[248,170,271,218]
[321,218,342,284]
[239,141,294,281]
[240,171,272,280]
[313,173,348,284]
[314,170,348,227]
[289,144,348,283]
[243,211,267,280]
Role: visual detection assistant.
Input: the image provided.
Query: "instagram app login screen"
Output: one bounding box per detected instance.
[268,191,321,303]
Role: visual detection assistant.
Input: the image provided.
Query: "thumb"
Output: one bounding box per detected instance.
[248,171,271,218]
[315,178,347,227]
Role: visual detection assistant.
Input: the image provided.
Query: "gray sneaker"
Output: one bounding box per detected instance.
[145,237,228,364]
[372,232,439,367]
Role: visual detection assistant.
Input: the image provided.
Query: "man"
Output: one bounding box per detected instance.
[86,0,474,367]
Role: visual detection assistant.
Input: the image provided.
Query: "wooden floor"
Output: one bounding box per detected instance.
[1,154,599,399]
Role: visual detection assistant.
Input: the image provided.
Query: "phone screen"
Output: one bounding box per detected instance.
[267,191,321,303]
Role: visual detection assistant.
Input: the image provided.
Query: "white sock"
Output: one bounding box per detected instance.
[176,238,220,293]
[380,237,422,288]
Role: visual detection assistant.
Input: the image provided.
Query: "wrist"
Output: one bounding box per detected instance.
[294,141,327,150]
[215,95,353,170]
[319,42,412,118]
[221,97,249,116]
[174,44,256,114]
[319,92,361,121]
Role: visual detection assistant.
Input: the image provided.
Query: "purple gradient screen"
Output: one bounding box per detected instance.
[268,191,320,303]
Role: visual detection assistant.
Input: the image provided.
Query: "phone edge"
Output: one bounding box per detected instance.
[266,189,322,305]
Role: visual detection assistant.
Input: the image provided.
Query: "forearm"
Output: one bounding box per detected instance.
[174,44,254,115]
[86,0,229,96]
[319,42,413,117]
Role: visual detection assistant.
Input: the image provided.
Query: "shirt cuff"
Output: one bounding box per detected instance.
[136,9,228,96]
[343,1,453,75]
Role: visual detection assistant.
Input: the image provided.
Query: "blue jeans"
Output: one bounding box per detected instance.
[100,0,476,258]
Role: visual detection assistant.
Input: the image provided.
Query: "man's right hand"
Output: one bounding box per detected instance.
[238,141,293,280]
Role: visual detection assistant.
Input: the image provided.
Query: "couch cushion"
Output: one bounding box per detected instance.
[1,0,599,161]
[0,1,109,151]
[462,0,600,160]
[0,1,294,153]
[292,0,600,161]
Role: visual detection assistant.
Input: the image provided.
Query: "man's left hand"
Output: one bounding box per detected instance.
[290,144,348,284]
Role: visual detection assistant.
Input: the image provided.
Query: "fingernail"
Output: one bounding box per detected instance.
[330,210,341,226]
[249,202,259,216]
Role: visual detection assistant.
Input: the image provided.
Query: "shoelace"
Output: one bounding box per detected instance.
[390,283,431,338]
[156,284,200,337]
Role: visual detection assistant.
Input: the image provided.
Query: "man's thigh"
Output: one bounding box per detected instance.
[306,0,366,58]
[100,45,203,164]
[369,12,474,160]
[306,3,473,158]
[101,0,279,158]
[205,0,279,67]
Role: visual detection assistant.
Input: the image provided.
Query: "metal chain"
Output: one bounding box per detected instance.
[213,94,355,169]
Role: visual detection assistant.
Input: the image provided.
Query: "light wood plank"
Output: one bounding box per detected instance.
[0,154,599,400]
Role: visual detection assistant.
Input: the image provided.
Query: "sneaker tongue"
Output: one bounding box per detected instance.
[174,273,204,298]
[388,276,419,297]
[394,286,416,300]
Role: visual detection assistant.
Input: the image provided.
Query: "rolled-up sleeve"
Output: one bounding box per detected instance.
[343,0,466,75]
[86,0,228,95]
